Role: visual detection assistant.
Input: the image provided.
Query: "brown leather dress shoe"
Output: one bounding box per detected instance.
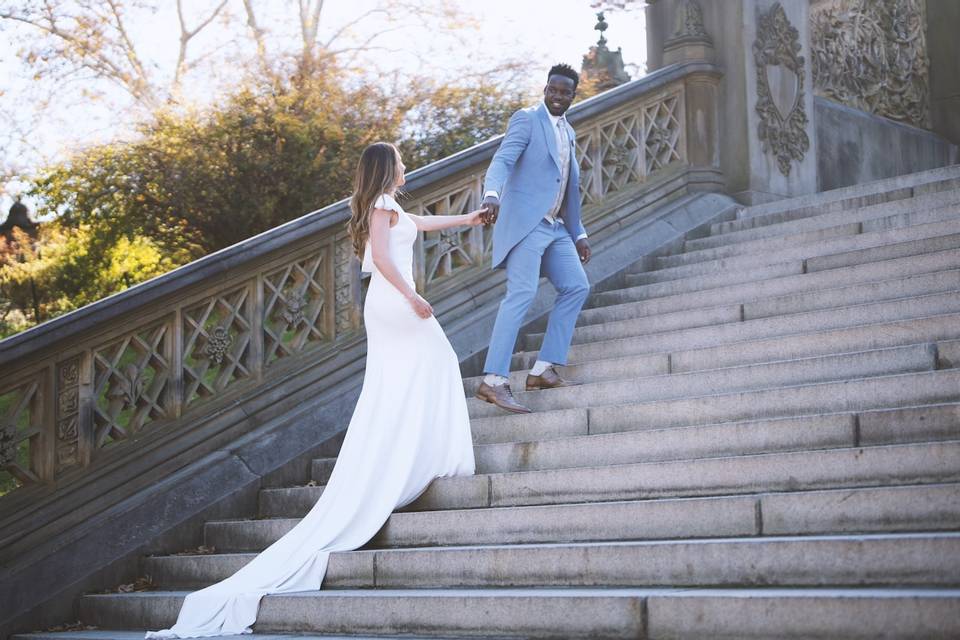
[475,381,532,414]
[526,366,579,391]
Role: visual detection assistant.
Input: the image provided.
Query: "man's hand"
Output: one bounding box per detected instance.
[481,195,500,225]
[576,238,591,264]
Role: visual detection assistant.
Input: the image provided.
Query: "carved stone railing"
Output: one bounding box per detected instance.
[0,61,722,543]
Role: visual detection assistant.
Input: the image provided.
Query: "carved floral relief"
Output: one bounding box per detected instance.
[811,0,929,127]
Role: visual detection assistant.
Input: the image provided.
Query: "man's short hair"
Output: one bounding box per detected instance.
[548,63,579,90]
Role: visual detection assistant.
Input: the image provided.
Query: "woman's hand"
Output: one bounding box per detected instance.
[407,292,434,319]
[464,207,489,226]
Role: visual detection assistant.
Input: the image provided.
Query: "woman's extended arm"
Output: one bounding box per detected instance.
[407,207,487,232]
[369,208,433,318]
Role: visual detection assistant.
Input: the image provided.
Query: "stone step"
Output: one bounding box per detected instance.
[311,458,336,485]
[476,292,959,388]
[737,164,960,220]
[743,269,960,322]
[575,368,960,433]
[668,201,960,270]
[628,223,960,285]
[470,342,939,420]
[250,481,960,551]
[143,533,960,590]
[15,634,452,640]
[657,211,960,271]
[614,265,960,327]
[544,312,960,395]
[470,400,954,475]
[465,394,959,449]
[684,192,960,252]
[75,587,960,639]
[403,439,960,513]
[700,196,960,258]
[290,404,960,520]
[260,440,960,522]
[589,246,960,310]
[717,177,960,233]
[620,258,802,296]
[282,403,960,518]
[552,290,960,370]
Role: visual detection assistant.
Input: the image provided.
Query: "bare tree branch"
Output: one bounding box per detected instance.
[241,0,272,79]
[173,0,229,95]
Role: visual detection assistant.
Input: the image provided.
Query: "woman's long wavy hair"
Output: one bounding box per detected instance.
[349,142,401,259]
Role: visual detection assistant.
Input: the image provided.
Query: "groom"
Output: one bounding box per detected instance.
[475,63,591,414]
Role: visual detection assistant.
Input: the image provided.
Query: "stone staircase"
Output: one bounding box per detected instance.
[18,169,960,638]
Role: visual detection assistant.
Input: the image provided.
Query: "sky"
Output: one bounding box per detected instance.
[0,0,647,217]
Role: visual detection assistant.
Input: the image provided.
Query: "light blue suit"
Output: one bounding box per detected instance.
[482,101,591,377]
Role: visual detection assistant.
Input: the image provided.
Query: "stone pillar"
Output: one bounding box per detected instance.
[647,0,818,204]
[926,0,960,145]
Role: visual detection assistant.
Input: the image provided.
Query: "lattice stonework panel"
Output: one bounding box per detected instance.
[92,321,172,447]
[182,285,253,408]
[55,358,81,473]
[0,377,44,491]
[262,249,334,366]
[643,94,684,175]
[597,112,644,197]
[576,131,600,207]
[415,183,482,289]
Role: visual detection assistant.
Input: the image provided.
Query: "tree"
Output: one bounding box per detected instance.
[0,221,181,337]
[0,0,467,109]
[30,69,405,254]
[398,66,531,171]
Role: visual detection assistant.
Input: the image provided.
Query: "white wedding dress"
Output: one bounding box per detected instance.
[146,193,476,638]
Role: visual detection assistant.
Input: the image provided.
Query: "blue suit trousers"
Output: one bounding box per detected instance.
[483,218,590,377]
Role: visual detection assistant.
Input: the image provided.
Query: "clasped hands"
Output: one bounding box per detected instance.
[467,195,591,264]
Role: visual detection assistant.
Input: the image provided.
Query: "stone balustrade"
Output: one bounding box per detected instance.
[0,61,722,556]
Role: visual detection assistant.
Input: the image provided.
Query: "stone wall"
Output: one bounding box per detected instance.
[815,97,958,192]
[926,0,960,145]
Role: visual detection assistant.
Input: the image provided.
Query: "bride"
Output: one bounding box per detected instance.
[146,141,482,638]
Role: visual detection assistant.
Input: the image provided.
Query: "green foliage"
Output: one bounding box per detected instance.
[398,82,528,171]
[0,222,179,337]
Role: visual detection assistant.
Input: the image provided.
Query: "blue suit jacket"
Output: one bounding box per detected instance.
[484,101,585,269]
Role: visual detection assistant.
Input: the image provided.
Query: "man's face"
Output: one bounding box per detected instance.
[544,74,576,116]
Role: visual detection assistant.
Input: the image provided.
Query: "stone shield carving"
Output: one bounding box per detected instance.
[753,2,810,177]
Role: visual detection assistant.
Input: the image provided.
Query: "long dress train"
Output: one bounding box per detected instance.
[145,193,476,638]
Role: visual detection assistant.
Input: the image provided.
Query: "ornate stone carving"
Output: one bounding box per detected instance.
[55,357,82,470]
[0,424,16,467]
[107,364,146,408]
[753,2,810,177]
[333,237,355,335]
[202,325,233,365]
[280,294,307,326]
[674,0,709,39]
[811,0,929,128]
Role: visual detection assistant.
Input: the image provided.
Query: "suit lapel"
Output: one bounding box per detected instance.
[537,102,562,170]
